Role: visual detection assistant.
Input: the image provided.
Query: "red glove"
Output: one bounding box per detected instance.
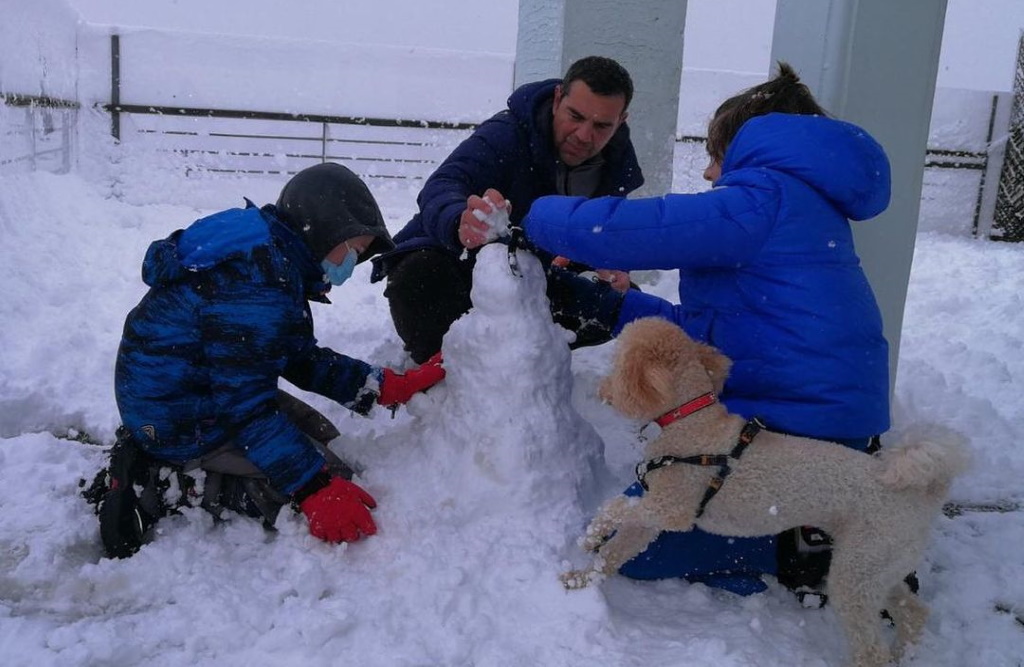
[296,474,377,543]
[377,352,446,407]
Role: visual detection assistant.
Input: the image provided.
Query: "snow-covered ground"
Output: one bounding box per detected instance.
[1,156,1023,665]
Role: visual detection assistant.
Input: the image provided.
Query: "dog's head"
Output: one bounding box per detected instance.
[599,318,732,421]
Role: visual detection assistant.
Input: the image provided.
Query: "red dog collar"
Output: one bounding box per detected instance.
[654,392,718,427]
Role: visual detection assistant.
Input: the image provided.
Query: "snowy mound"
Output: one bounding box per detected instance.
[434,243,607,514]
[368,244,614,640]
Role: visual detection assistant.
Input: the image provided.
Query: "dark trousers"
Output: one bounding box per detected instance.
[190,390,354,481]
[384,248,474,364]
[183,391,354,524]
[620,434,874,595]
[384,247,625,364]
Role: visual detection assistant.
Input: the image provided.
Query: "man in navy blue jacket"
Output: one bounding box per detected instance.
[371,56,645,364]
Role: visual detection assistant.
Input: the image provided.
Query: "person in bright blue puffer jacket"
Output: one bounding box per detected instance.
[101,163,446,559]
[522,63,891,596]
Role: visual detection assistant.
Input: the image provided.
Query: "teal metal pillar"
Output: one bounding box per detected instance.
[515,0,687,196]
[771,0,948,404]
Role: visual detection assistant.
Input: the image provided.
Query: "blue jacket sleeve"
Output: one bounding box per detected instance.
[283,344,382,416]
[415,117,521,252]
[522,174,781,271]
[200,285,326,495]
[613,290,679,335]
[610,289,716,345]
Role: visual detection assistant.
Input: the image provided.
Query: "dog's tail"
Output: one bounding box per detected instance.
[877,423,971,494]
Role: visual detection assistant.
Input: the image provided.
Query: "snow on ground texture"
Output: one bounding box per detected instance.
[1,170,1023,666]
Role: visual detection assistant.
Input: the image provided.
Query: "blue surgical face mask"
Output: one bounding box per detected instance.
[321,247,357,286]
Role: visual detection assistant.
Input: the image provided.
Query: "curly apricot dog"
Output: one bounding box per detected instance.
[564,317,968,667]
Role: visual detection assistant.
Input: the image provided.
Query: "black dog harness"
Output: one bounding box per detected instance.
[635,392,765,518]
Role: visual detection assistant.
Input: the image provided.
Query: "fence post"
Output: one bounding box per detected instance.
[972,95,1000,235]
[28,106,37,170]
[321,121,328,163]
[111,34,121,141]
[992,31,1024,241]
[62,109,72,173]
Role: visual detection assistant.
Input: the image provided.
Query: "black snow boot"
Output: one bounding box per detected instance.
[776,526,833,608]
[91,428,167,559]
[776,524,921,612]
[200,472,290,530]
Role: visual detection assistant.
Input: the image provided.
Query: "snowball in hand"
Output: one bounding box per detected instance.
[471,196,512,243]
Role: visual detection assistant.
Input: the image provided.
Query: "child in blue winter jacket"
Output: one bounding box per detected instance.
[92,163,446,559]
[522,63,892,596]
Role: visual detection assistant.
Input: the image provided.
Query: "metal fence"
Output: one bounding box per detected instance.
[992,32,1024,242]
[0,93,78,175]
[103,102,475,183]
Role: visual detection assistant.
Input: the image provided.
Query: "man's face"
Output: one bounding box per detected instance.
[551,81,628,167]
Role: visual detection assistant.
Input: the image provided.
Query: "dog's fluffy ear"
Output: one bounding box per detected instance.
[613,354,676,419]
[695,343,731,395]
[605,318,686,419]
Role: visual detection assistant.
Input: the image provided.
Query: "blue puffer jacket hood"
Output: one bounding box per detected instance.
[507,78,555,120]
[141,206,269,288]
[722,112,891,221]
[140,203,328,298]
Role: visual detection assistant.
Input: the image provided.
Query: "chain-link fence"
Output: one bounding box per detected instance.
[992,32,1024,241]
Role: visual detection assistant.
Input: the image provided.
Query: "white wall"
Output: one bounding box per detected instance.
[675,0,1024,133]
[64,0,520,56]
[72,26,513,124]
[0,0,79,100]
[0,0,80,175]
[681,0,775,74]
[939,0,1024,93]
[677,0,1024,93]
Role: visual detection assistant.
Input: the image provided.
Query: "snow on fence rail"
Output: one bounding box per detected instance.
[104,103,475,182]
[102,101,1002,211]
[0,93,77,175]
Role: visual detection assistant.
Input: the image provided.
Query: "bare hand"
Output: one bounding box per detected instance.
[552,256,631,293]
[595,269,631,293]
[459,188,510,249]
[551,256,572,268]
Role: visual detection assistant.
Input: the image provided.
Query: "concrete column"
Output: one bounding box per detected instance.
[772,0,948,404]
[514,0,566,87]
[515,0,687,196]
